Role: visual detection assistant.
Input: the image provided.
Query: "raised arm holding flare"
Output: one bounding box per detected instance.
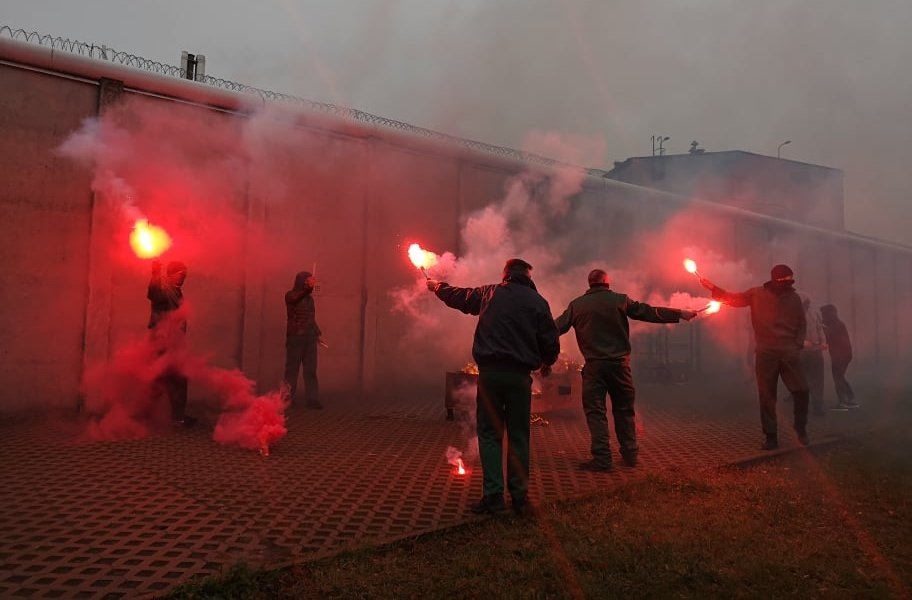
[699,264,809,450]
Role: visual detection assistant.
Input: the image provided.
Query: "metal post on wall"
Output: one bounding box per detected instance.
[78,77,124,413]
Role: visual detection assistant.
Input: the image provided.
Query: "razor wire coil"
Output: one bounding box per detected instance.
[1,25,610,177]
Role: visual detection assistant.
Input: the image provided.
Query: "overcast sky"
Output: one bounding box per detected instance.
[3,0,911,245]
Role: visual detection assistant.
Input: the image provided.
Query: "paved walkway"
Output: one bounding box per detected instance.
[0,379,898,599]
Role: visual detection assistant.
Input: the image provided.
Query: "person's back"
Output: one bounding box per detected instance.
[428,258,559,516]
[554,269,693,471]
[470,277,556,372]
[820,303,857,409]
[820,304,852,362]
[557,285,684,361]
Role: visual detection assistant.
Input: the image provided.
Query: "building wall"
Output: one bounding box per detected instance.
[1,51,910,416]
[0,64,97,412]
[608,152,845,231]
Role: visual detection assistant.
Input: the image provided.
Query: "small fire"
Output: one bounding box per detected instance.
[130,219,172,259]
[446,446,468,477]
[683,258,699,275]
[703,300,722,314]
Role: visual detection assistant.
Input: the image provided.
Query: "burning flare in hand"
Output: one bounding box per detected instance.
[408,243,438,279]
[698,300,722,314]
[130,219,172,259]
[683,258,702,278]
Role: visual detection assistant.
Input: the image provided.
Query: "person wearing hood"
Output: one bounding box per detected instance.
[698,264,809,450]
[554,269,696,472]
[795,292,828,417]
[283,270,324,409]
[426,258,560,517]
[819,303,858,410]
[148,259,192,426]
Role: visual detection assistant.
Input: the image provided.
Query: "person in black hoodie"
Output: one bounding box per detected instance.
[148,259,191,425]
[283,271,324,409]
[820,303,858,410]
[427,259,560,516]
[554,269,696,471]
[699,264,809,450]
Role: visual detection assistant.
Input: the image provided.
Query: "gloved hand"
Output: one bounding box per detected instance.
[697,276,714,291]
[426,279,441,292]
[680,309,697,321]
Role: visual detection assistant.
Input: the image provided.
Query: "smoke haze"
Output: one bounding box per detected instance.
[5,1,912,246]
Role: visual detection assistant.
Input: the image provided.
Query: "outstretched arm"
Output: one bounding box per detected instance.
[699,277,751,307]
[426,280,486,315]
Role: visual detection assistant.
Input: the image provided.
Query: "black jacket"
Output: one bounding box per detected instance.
[711,281,805,351]
[434,273,560,373]
[147,275,184,330]
[554,285,682,361]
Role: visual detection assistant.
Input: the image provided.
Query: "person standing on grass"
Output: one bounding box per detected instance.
[427,258,560,517]
[699,264,810,450]
[554,268,696,472]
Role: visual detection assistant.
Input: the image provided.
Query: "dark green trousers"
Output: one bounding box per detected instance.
[476,370,532,501]
[581,358,637,465]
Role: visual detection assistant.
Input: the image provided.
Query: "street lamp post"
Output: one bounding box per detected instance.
[777,139,791,159]
[652,135,670,156]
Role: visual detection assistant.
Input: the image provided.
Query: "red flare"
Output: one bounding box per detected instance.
[130,219,172,259]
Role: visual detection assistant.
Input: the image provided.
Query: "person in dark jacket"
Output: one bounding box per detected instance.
[820,303,858,410]
[554,269,696,471]
[699,264,810,450]
[427,258,560,516]
[283,271,324,409]
[148,259,191,425]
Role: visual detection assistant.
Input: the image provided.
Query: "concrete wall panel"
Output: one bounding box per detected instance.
[0,64,98,412]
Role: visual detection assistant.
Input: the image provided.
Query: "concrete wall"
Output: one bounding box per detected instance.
[1,43,911,417]
[0,63,97,412]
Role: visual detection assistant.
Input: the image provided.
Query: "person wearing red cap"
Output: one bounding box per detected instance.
[698,264,810,450]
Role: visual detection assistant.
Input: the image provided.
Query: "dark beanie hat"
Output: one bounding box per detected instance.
[770,264,794,280]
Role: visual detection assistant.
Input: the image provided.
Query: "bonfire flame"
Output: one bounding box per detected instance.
[408,243,437,279]
[130,219,172,259]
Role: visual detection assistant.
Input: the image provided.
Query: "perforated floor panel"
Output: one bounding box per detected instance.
[0,381,891,598]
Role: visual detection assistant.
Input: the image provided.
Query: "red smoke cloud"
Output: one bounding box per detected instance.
[80,309,287,453]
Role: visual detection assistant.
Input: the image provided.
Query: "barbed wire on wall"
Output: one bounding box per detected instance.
[0,25,611,178]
